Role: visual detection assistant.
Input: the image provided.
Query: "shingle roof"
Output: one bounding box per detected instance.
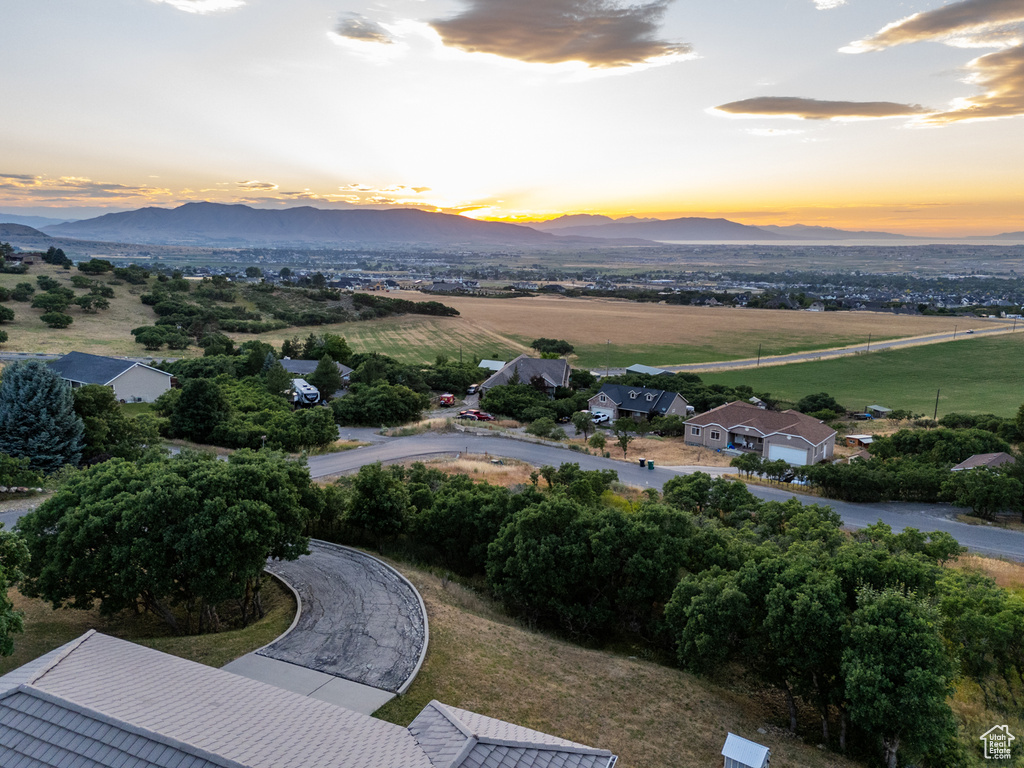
[686,401,835,445]
[279,359,353,377]
[950,452,1017,471]
[48,352,171,386]
[4,631,431,768]
[2,634,619,768]
[408,701,616,768]
[591,384,685,416]
[481,356,570,391]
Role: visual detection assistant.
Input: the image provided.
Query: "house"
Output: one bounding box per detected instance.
[0,630,618,768]
[722,732,770,768]
[588,384,690,422]
[625,363,673,377]
[685,401,836,466]
[49,351,174,403]
[951,452,1017,472]
[807,301,825,312]
[478,354,571,398]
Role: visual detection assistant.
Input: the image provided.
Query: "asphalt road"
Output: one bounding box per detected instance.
[309,431,1024,562]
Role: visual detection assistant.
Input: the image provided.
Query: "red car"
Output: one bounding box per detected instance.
[459,409,495,421]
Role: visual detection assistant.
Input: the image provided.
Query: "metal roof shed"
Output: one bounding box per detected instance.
[722,732,770,768]
[866,404,892,417]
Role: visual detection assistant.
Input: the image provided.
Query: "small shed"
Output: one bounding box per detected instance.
[846,434,874,448]
[866,404,892,418]
[722,733,770,768]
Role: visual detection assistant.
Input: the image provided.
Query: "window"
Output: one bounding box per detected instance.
[710,430,720,441]
[599,394,606,403]
[691,427,701,436]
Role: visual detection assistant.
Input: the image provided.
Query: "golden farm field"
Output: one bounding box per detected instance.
[301,292,969,368]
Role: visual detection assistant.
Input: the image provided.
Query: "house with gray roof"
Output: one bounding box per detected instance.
[0,630,617,768]
[49,351,174,403]
[950,452,1017,472]
[588,384,689,423]
[685,400,835,466]
[279,358,353,384]
[478,355,571,398]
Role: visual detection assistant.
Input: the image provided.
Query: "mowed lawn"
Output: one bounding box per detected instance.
[261,292,972,368]
[700,332,1024,417]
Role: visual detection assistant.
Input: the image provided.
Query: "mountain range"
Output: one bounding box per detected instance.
[0,202,1018,247]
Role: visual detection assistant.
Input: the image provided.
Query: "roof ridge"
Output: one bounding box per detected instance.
[27,628,97,686]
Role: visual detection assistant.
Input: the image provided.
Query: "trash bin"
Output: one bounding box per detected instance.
[648,460,655,470]
[638,458,646,467]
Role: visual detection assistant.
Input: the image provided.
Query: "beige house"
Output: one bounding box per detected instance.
[685,401,835,466]
[50,351,174,403]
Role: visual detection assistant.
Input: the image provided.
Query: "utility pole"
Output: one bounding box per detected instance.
[866,333,871,353]
[757,343,762,366]
[934,388,940,421]
[459,344,462,364]
[953,324,957,340]
[606,339,610,378]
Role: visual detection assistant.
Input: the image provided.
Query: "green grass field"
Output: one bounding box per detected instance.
[700,333,1024,417]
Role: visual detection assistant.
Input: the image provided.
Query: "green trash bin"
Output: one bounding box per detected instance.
[648,460,655,470]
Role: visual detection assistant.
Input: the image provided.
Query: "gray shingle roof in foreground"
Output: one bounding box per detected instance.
[48,352,170,386]
[409,701,617,768]
[0,632,618,768]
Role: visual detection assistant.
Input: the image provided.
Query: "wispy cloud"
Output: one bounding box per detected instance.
[714,96,929,120]
[814,0,846,9]
[335,14,396,44]
[0,174,172,201]
[429,0,691,68]
[235,180,278,190]
[149,0,245,14]
[921,44,1024,122]
[843,0,1024,53]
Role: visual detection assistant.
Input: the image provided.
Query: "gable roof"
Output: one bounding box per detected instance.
[279,358,353,377]
[591,384,685,416]
[721,732,769,768]
[49,352,172,386]
[951,452,1017,472]
[624,364,672,377]
[0,632,618,768]
[480,355,571,391]
[686,401,835,446]
[408,701,616,768]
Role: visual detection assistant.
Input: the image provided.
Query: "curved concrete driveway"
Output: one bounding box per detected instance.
[223,540,428,715]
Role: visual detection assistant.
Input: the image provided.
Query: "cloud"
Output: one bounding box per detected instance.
[335,14,396,44]
[429,0,691,68]
[150,0,245,14]
[814,0,846,9]
[714,96,929,120]
[0,174,172,201]
[235,180,278,190]
[843,0,1024,53]
[920,44,1024,122]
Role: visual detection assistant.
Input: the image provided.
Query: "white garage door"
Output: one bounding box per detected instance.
[767,444,808,465]
[591,407,615,419]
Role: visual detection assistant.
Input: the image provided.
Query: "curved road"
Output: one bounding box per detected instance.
[308,431,1024,562]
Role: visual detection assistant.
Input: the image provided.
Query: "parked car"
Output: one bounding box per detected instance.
[474,411,496,421]
[466,384,479,395]
[591,413,610,424]
[457,411,478,420]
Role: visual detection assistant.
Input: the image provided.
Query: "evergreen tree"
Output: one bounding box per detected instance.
[0,360,84,472]
[308,356,342,400]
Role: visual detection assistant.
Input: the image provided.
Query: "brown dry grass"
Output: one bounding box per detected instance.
[389,291,964,351]
[572,433,733,467]
[951,554,1024,591]
[404,455,537,487]
[376,566,860,768]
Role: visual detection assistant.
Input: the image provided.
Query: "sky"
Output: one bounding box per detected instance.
[2,0,1023,235]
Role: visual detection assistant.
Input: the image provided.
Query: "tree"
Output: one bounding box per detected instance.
[348,463,409,547]
[842,587,956,768]
[265,361,292,399]
[330,382,428,427]
[0,360,84,472]
[77,258,114,274]
[245,266,262,278]
[941,468,1023,521]
[0,330,7,346]
[0,305,14,323]
[31,293,72,312]
[530,338,575,355]
[588,432,606,452]
[17,451,315,634]
[40,311,73,328]
[796,392,844,416]
[73,384,160,462]
[0,526,29,656]
[571,411,592,441]
[169,379,231,443]
[308,356,342,400]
